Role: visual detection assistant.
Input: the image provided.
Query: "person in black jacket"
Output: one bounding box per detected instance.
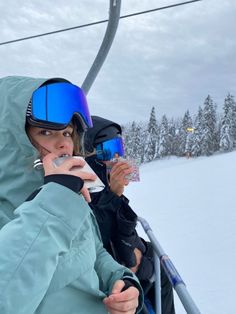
[85,116,176,314]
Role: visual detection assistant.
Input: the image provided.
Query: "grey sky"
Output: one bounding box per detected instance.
[0,0,235,124]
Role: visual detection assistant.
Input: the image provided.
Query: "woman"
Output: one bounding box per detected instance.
[0,76,143,314]
[85,116,176,314]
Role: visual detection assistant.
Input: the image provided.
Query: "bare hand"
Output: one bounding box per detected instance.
[42,153,97,202]
[109,161,133,196]
[103,280,139,314]
[130,248,143,273]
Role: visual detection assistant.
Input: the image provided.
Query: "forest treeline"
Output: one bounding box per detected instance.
[122,94,236,163]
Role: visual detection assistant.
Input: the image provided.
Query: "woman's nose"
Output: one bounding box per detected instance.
[56,135,70,149]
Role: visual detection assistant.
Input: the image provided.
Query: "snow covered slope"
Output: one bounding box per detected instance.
[125,152,236,314]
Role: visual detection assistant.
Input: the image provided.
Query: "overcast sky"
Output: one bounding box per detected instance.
[0,0,235,124]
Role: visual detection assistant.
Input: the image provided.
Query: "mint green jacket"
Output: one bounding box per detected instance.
[0,76,142,314]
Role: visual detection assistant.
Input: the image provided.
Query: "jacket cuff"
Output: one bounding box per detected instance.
[44,174,84,194]
[116,205,137,235]
[122,273,144,313]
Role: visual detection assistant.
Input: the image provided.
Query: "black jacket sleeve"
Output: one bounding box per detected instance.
[89,187,122,247]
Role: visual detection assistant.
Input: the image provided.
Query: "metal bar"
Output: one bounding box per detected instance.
[154,253,162,314]
[81,0,121,95]
[138,216,201,314]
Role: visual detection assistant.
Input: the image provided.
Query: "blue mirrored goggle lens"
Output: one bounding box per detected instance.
[31,82,92,129]
[96,137,125,161]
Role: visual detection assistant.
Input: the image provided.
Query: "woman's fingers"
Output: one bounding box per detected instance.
[59,156,86,170]
[42,153,60,175]
[72,169,97,181]
[80,186,91,203]
[111,162,132,178]
[42,155,97,181]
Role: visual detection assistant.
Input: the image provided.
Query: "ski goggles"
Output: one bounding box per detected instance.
[28,82,93,131]
[96,136,125,161]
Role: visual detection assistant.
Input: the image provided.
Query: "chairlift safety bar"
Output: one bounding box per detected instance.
[138,216,201,314]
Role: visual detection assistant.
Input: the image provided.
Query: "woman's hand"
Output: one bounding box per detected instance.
[129,248,143,273]
[109,161,133,196]
[103,280,139,314]
[42,153,97,202]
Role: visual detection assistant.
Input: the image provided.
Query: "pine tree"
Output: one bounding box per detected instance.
[201,95,218,156]
[132,122,145,163]
[168,118,177,155]
[192,106,203,156]
[158,115,170,157]
[219,94,236,151]
[172,118,182,156]
[122,122,133,158]
[138,121,148,163]
[145,107,159,161]
[178,110,193,156]
[228,94,236,148]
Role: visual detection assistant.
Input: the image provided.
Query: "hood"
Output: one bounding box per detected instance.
[84,115,122,153]
[0,76,63,226]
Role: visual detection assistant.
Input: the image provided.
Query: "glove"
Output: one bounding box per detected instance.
[112,205,146,268]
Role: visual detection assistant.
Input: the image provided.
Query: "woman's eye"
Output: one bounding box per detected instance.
[64,131,73,137]
[40,130,51,136]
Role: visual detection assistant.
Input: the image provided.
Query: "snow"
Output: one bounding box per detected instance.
[125,151,236,314]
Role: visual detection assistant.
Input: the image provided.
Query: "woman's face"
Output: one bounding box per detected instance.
[28,125,74,158]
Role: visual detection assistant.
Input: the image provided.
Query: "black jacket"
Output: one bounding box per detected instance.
[86,155,175,314]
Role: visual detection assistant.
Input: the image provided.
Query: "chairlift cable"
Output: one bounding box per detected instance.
[0,0,202,46]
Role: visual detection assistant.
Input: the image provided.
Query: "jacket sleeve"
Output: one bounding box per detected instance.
[91,214,144,313]
[0,182,90,314]
[90,187,120,247]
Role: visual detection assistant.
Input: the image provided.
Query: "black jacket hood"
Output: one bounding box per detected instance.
[84,116,122,152]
